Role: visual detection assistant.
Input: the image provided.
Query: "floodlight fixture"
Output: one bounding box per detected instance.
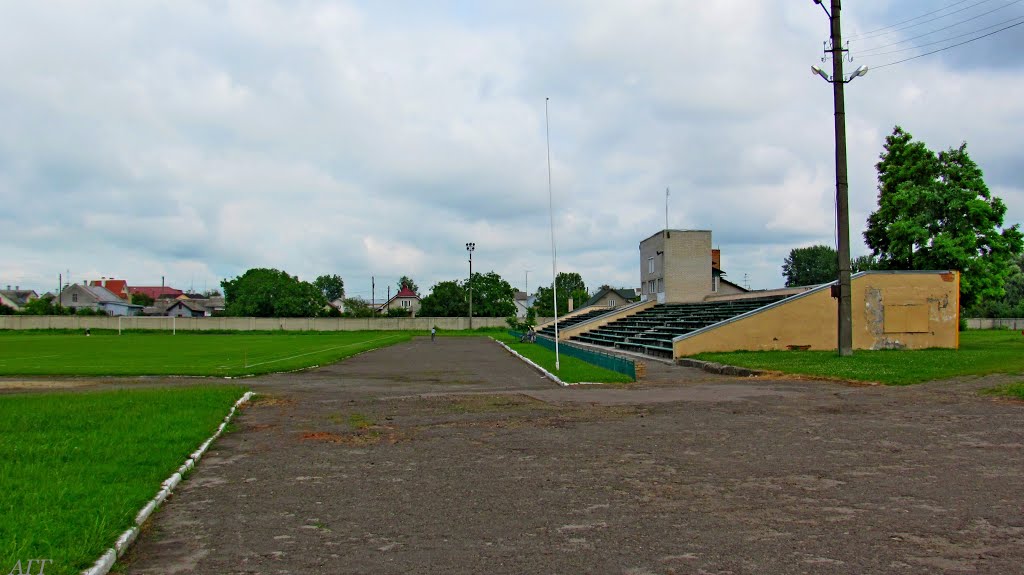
[849,65,868,80]
[811,65,831,83]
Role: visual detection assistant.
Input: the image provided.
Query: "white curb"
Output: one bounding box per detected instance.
[81,390,254,575]
[491,338,569,386]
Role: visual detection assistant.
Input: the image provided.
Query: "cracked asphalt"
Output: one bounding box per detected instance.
[114,336,1024,574]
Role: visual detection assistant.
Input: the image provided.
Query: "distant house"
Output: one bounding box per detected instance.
[513,291,538,318]
[129,285,185,301]
[163,297,224,317]
[0,286,38,311]
[583,287,640,310]
[165,299,208,318]
[60,284,143,316]
[89,278,129,300]
[378,287,421,315]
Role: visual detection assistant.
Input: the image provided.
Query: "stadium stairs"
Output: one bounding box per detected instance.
[570,296,790,359]
[536,307,617,338]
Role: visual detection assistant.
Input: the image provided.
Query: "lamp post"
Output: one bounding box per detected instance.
[811,0,866,357]
[466,242,475,330]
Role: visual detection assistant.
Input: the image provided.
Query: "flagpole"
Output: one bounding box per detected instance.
[546,97,559,371]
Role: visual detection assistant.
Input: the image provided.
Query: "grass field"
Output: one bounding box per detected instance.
[0,386,246,575]
[0,331,415,377]
[692,330,1024,385]
[493,333,634,384]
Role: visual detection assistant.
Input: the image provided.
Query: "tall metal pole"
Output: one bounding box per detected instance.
[545,97,559,370]
[829,0,854,356]
[468,249,473,330]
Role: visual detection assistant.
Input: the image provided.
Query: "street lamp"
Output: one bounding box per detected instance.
[466,242,475,330]
[811,0,866,357]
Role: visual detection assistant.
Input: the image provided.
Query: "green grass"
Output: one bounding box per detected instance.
[493,334,634,384]
[981,382,1024,399]
[0,386,246,575]
[0,331,415,377]
[692,330,1024,385]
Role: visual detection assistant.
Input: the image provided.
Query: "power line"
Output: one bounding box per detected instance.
[849,0,977,38]
[873,19,1024,69]
[856,7,1024,54]
[854,0,1010,41]
[858,14,1024,58]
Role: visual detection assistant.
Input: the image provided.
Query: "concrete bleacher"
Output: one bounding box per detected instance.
[537,307,616,338]
[570,296,790,358]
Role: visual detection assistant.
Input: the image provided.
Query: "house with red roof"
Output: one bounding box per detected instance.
[89,278,129,300]
[377,286,421,316]
[129,285,185,301]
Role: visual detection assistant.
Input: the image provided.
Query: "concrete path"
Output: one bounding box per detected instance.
[118,336,1024,574]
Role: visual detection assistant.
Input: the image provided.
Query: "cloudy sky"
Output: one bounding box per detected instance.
[2,1,1022,300]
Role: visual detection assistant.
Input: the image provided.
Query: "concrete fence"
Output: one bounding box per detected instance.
[964,318,1024,330]
[0,315,551,332]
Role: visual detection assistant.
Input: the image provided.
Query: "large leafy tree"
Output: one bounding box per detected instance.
[965,253,1024,318]
[419,280,467,317]
[221,268,326,317]
[533,272,590,316]
[342,297,375,318]
[782,245,837,287]
[864,126,1023,307]
[397,276,419,295]
[468,271,516,317]
[313,274,345,301]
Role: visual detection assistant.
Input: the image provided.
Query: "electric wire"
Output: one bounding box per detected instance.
[848,0,977,38]
[858,14,1024,58]
[854,0,1012,41]
[872,19,1024,69]
[856,8,1024,54]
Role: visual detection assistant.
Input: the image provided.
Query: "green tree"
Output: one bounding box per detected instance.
[965,253,1024,318]
[468,271,517,317]
[864,126,1023,308]
[342,297,375,318]
[782,245,837,287]
[131,292,155,307]
[313,274,345,301]
[852,254,880,273]
[419,280,467,317]
[385,306,412,317]
[20,298,56,315]
[221,268,326,317]
[397,276,419,295]
[0,303,15,315]
[533,272,589,316]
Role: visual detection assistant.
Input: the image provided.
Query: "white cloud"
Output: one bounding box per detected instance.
[1,0,1021,297]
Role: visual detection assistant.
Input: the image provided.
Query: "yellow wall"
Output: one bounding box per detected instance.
[673,271,959,356]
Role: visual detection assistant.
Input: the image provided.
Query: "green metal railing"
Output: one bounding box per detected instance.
[508,331,636,380]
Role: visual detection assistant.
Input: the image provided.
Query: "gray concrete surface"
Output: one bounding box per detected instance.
[117,336,1024,574]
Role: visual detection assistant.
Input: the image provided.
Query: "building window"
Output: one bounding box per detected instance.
[648,280,655,294]
[402,300,411,308]
[713,276,720,292]
[647,257,655,274]
[72,293,78,303]
[657,279,663,293]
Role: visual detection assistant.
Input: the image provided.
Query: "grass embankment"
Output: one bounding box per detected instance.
[493,333,634,384]
[692,330,1024,385]
[0,330,414,377]
[0,386,246,575]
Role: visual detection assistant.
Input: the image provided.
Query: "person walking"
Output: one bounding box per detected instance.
[431,326,436,342]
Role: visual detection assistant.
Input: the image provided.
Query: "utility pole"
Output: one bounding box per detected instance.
[813,0,854,356]
[829,0,853,357]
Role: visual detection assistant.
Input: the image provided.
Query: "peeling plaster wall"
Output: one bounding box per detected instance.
[673,271,959,356]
